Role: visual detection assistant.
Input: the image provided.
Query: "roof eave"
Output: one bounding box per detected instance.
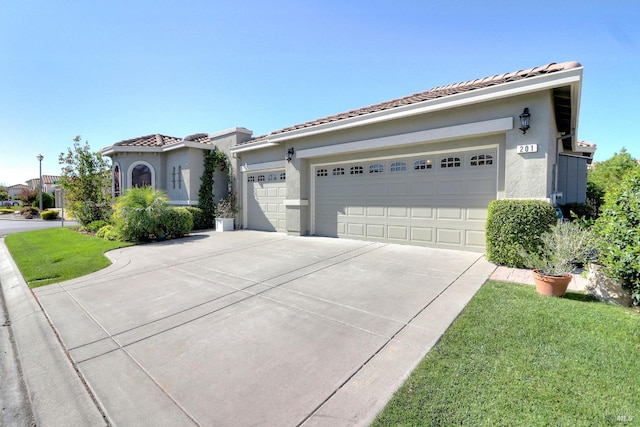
[240,65,583,148]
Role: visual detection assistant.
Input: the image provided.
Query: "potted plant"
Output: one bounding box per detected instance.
[214,193,240,232]
[521,221,594,297]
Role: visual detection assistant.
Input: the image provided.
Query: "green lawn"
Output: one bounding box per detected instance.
[374,281,640,427]
[5,228,133,288]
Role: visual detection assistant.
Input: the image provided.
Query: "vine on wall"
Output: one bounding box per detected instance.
[198,149,230,228]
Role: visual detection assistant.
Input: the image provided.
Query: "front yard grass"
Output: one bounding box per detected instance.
[374,280,640,426]
[5,228,133,288]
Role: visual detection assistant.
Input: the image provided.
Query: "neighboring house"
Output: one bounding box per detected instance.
[103,61,595,252]
[26,175,61,195]
[7,183,28,199]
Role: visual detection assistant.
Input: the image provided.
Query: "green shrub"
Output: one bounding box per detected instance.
[40,210,59,220]
[162,207,193,238]
[558,202,595,222]
[185,206,208,230]
[112,187,171,241]
[71,201,113,226]
[84,220,110,233]
[96,225,120,241]
[486,200,557,268]
[593,169,640,305]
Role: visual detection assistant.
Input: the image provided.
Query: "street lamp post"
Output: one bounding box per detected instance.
[37,154,43,213]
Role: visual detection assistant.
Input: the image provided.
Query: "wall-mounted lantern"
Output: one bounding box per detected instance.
[519,108,531,134]
[286,147,295,162]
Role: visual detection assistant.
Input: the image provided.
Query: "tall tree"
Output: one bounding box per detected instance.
[58,136,112,225]
[587,148,639,214]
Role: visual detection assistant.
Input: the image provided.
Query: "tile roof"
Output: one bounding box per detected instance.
[244,61,582,145]
[112,133,213,148]
[113,134,183,148]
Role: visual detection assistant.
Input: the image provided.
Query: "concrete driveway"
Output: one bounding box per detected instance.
[24,231,494,426]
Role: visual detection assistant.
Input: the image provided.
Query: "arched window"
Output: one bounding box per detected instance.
[317,168,328,177]
[390,162,407,172]
[129,162,154,188]
[332,167,345,176]
[440,157,461,168]
[369,163,384,174]
[113,164,121,197]
[470,154,494,166]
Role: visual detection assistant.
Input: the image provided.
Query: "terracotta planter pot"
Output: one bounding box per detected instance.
[532,270,572,297]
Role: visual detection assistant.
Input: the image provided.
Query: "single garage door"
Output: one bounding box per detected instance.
[247,170,287,232]
[314,149,497,251]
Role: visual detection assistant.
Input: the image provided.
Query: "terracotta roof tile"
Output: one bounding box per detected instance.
[113,133,212,148]
[113,134,183,148]
[243,61,581,145]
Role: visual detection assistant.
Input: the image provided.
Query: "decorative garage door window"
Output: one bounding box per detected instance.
[248,176,255,182]
[333,167,345,176]
[470,154,494,166]
[390,161,407,172]
[369,163,384,174]
[317,168,328,177]
[280,172,286,180]
[350,166,364,175]
[414,159,433,170]
[441,157,461,168]
[268,173,278,181]
[257,175,265,182]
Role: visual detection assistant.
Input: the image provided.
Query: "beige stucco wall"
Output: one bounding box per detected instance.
[236,89,560,236]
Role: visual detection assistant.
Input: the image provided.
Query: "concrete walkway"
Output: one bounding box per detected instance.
[2,231,497,426]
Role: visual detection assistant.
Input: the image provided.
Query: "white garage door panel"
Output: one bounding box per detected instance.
[314,149,497,250]
[247,172,286,232]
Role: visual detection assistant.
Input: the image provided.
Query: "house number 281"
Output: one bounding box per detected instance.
[517,144,538,154]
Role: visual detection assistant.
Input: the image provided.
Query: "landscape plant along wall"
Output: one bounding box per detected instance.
[198,149,231,229]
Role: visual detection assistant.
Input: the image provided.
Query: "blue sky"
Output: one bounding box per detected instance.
[1,0,639,186]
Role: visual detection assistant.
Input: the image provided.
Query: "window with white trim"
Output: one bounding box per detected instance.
[470,154,494,166]
[350,166,364,175]
[316,168,328,177]
[414,159,433,170]
[390,161,407,172]
[440,157,461,168]
[369,163,384,174]
[113,165,121,197]
[332,167,345,176]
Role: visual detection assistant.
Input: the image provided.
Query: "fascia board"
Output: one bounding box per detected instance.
[297,117,513,159]
[162,141,213,152]
[231,140,279,153]
[265,68,583,144]
[241,160,286,172]
[101,146,163,155]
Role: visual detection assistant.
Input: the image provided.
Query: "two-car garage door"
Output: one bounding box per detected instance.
[313,149,497,250]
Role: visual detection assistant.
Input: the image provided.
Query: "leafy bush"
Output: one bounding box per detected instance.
[593,169,640,305]
[162,207,193,238]
[112,187,171,241]
[85,220,110,234]
[18,189,54,209]
[19,206,40,218]
[72,201,113,226]
[185,206,208,230]
[558,202,595,222]
[486,200,557,268]
[40,210,59,220]
[18,188,37,206]
[0,208,14,214]
[96,225,120,241]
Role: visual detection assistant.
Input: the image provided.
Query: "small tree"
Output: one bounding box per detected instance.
[59,136,112,225]
[18,188,38,206]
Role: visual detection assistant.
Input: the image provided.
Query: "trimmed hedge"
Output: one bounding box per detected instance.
[40,210,59,220]
[163,207,193,238]
[486,200,557,268]
[185,206,209,230]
